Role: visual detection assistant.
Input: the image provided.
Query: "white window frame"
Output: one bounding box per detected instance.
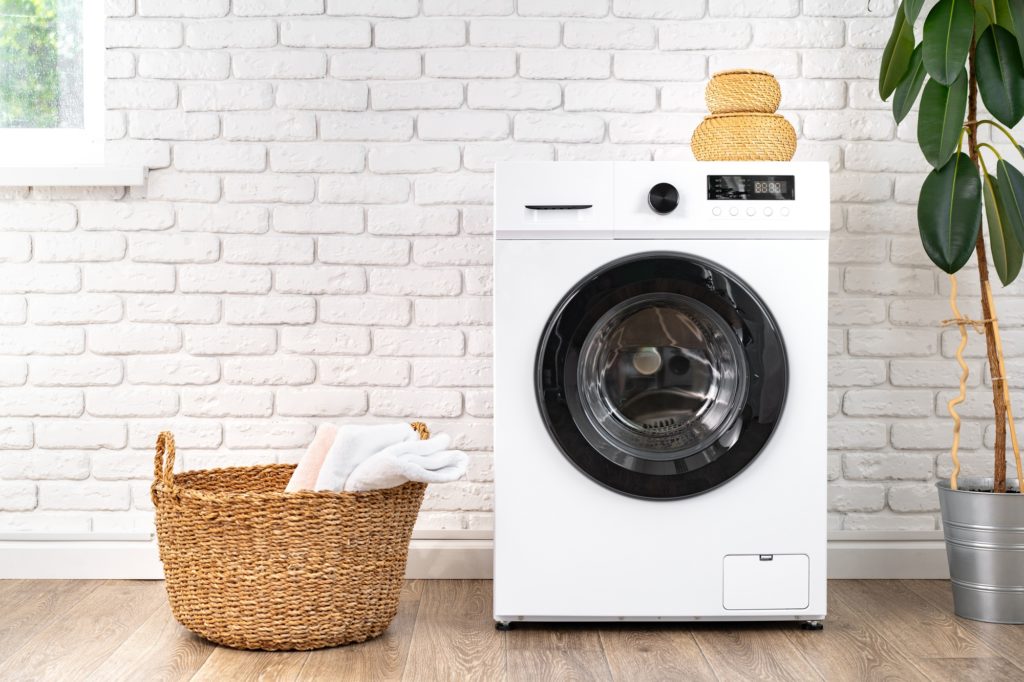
[0,1,104,167]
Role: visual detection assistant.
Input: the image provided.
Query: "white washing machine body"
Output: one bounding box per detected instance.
[493,161,829,623]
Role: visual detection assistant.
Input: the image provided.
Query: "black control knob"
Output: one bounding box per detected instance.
[648,183,679,214]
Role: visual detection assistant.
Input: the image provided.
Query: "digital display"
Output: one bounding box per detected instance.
[708,175,795,201]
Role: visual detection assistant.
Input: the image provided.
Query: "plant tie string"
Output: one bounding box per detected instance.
[941,316,996,335]
[939,315,1006,383]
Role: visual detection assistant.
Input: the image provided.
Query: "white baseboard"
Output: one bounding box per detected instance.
[0,538,493,580]
[0,531,949,580]
[406,539,494,579]
[0,540,165,579]
[826,531,949,579]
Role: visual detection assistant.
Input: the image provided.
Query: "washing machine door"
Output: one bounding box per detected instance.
[536,252,787,499]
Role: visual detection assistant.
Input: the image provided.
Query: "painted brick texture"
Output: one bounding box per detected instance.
[0,1,990,536]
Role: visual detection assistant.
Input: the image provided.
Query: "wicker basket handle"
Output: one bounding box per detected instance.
[154,431,176,492]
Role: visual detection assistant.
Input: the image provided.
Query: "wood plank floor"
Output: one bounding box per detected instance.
[0,580,1022,681]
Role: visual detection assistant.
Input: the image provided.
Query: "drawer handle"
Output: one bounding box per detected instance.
[525,204,593,210]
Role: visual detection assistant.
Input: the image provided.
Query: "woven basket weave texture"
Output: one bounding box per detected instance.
[691,113,797,162]
[705,69,781,114]
[151,423,429,651]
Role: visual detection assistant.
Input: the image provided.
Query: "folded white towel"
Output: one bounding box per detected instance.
[344,433,468,492]
[313,422,418,492]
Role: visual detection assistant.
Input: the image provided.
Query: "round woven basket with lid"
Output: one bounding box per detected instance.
[691,113,796,162]
[705,69,782,114]
[152,423,430,651]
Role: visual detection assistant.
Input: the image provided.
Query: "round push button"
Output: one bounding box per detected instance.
[648,183,679,214]
[764,207,773,216]
[729,207,739,216]
[712,207,722,216]
[746,207,756,216]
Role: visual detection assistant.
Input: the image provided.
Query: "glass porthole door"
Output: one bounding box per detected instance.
[536,253,787,499]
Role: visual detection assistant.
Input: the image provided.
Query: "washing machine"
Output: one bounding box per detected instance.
[492,161,829,627]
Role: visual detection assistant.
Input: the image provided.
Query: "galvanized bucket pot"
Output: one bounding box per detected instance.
[937,478,1024,624]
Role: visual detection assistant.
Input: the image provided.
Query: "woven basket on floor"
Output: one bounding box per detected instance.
[705,69,781,114]
[151,423,429,651]
[691,113,797,162]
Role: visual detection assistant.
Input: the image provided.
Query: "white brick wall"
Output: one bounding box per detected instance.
[0,1,990,536]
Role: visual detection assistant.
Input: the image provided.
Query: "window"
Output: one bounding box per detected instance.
[0,0,103,166]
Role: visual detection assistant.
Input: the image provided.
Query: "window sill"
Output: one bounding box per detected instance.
[0,165,145,187]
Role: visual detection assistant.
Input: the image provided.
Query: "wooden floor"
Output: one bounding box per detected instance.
[1,580,1023,681]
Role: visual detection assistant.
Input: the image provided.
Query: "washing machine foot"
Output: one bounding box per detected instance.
[495,620,513,631]
[801,620,824,631]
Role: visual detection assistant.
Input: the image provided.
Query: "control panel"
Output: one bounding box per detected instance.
[495,161,829,240]
[611,161,825,238]
[647,175,795,219]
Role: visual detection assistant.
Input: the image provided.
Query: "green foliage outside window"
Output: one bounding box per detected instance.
[0,0,82,128]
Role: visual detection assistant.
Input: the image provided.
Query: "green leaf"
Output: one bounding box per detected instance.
[977,26,1024,126]
[918,153,982,273]
[880,1,917,100]
[905,0,926,23]
[893,44,927,123]
[976,0,996,38]
[923,0,975,85]
[997,0,1024,63]
[984,173,1024,285]
[997,159,1024,249]
[917,71,968,168]
[994,0,1013,27]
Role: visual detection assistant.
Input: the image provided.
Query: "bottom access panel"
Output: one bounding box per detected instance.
[723,554,810,610]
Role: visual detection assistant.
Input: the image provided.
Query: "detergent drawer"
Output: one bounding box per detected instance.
[494,161,614,239]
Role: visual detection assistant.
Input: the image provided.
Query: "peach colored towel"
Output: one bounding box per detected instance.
[285,423,337,492]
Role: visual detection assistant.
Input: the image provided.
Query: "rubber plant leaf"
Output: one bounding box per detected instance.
[997,158,1024,249]
[999,0,1015,27]
[922,0,975,85]
[880,1,917,100]
[917,70,969,168]
[905,0,926,23]
[918,152,982,273]
[993,0,1013,27]
[976,0,996,38]
[893,44,927,124]
[984,173,1024,285]
[996,0,1024,64]
[976,25,1024,127]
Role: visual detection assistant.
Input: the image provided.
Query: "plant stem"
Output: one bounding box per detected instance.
[968,38,1009,493]
[976,118,1024,152]
[976,142,1002,163]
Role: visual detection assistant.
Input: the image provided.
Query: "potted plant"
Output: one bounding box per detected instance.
[879,0,1024,622]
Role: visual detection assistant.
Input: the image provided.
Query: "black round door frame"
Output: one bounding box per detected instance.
[535,251,788,500]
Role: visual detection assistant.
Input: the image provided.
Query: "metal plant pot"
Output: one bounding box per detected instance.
[937,477,1024,623]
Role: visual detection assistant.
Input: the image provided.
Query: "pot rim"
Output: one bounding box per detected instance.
[936,477,1023,495]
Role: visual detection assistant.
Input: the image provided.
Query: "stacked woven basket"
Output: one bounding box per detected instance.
[691,70,796,162]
